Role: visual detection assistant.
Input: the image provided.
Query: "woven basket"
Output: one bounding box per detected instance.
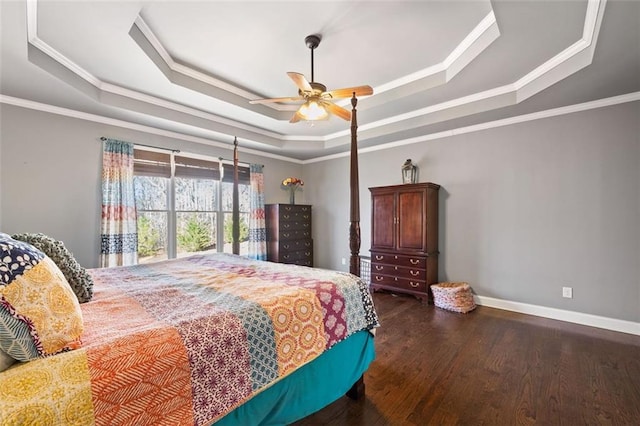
[430,282,476,313]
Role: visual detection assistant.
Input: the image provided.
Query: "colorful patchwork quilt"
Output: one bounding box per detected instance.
[0,254,379,425]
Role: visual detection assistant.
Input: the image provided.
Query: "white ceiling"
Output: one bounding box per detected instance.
[1,0,639,161]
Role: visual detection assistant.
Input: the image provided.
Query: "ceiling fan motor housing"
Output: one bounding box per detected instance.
[305,34,321,50]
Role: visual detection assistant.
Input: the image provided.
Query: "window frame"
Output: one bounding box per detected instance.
[133,148,250,263]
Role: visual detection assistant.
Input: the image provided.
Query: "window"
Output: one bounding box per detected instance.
[133,149,250,264]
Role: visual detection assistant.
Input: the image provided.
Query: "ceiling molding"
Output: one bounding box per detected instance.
[347,10,499,104]
[132,10,500,116]
[129,16,293,120]
[0,94,303,164]
[304,92,640,164]
[5,91,636,166]
[25,0,293,150]
[22,0,607,155]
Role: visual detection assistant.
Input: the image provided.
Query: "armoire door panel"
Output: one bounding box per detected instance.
[397,190,426,252]
[371,192,395,250]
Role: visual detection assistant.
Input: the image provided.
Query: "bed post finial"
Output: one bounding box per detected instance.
[349,94,361,277]
[232,137,240,255]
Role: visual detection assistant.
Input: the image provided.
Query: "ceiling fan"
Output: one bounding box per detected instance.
[250,34,373,123]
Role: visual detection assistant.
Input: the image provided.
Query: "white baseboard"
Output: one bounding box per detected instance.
[474,295,640,336]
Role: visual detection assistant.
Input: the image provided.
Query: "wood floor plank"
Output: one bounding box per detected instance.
[293,292,640,425]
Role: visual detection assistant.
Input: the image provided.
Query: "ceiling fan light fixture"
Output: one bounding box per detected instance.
[250,34,372,123]
[298,99,328,120]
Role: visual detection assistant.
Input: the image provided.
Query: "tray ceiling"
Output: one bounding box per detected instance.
[1,0,639,161]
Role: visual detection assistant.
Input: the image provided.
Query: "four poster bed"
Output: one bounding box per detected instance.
[0,97,375,425]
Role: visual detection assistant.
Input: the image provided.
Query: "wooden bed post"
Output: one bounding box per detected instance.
[347,94,366,400]
[349,94,361,277]
[232,137,240,255]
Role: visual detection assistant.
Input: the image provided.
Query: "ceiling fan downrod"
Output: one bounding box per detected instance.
[305,34,321,83]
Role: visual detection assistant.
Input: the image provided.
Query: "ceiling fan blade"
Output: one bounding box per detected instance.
[322,101,351,121]
[287,72,313,92]
[325,85,374,99]
[289,111,304,123]
[250,96,304,104]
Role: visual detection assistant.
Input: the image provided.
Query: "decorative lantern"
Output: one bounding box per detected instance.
[401,159,418,184]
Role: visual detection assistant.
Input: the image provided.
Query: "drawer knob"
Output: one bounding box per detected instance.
[283,233,290,238]
[283,214,290,219]
[375,276,383,282]
[283,224,290,229]
[375,255,384,260]
[410,259,420,265]
[410,270,419,276]
[410,281,419,288]
[375,265,384,271]
[283,244,289,249]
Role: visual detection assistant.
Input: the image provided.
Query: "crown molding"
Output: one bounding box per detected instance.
[0,94,303,164]
[22,0,607,153]
[368,10,499,99]
[322,0,607,149]
[304,92,640,164]
[5,91,636,166]
[25,0,293,150]
[131,10,499,115]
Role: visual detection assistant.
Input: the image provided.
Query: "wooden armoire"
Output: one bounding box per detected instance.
[369,183,440,303]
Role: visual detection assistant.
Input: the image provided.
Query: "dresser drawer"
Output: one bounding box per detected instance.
[279,239,313,252]
[279,229,311,241]
[279,221,311,232]
[278,204,311,213]
[371,263,426,280]
[290,258,312,267]
[279,211,311,222]
[280,249,313,263]
[371,274,427,293]
[371,252,426,268]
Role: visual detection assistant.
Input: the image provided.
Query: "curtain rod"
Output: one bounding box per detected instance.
[100,136,263,167]
[100,137,180,153]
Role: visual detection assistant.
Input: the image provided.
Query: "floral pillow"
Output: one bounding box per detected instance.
[12,233,93,303]
[0,233,83,366]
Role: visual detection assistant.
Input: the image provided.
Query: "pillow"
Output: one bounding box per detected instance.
[0,233,83,363]
[0,348,16,372]
[11,233,93,303]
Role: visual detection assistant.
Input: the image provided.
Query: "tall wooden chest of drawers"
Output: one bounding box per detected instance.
[369,183,440,303]
[265,204,313,267]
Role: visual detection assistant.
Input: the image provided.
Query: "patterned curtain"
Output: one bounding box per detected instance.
[100,139,138,267]
[248,164,267,260]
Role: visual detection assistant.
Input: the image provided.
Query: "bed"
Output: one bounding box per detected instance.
[0,96,373,425]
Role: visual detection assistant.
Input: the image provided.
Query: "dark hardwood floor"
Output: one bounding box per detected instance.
[294,292,640,425]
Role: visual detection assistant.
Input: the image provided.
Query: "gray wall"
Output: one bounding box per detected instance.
[2,102,638,323]
[304,101,640,323]
[0,104,302,268]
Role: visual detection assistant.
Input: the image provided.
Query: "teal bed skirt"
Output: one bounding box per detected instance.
[215,330,376,425]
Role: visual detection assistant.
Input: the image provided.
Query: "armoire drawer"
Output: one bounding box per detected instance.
[370,274,427,293]
[371,263,426,281]
[371,252,426,268]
